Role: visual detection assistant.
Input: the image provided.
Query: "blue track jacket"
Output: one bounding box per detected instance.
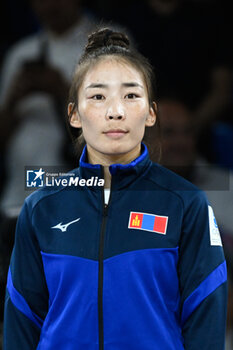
[4,144,227,349]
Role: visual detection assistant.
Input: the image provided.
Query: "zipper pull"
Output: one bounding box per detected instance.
[103,204,108,216]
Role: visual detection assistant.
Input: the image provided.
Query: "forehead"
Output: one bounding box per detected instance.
[82,57,146,86]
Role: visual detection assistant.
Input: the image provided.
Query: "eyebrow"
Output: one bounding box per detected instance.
[85,83,108,89]
[123,82,144,89]
[85,82,144,89]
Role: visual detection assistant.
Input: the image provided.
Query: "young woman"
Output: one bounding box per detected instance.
[4,28,227,350]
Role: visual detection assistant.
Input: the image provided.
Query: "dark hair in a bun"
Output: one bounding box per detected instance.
[85,28,130,54]
[67,27,160,159]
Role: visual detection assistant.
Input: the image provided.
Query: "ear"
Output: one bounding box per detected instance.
[145,101,157,127]
[68,103,82,128]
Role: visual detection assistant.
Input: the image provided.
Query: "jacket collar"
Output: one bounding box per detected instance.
[79,143,152,190]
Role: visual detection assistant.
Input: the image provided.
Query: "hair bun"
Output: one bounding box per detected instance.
[85,28,130,54]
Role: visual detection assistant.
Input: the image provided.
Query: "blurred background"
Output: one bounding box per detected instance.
[0,0,232,348]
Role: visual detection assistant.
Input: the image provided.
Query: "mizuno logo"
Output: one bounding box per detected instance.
[51,218,80,232]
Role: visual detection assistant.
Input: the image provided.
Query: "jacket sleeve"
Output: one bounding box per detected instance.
[3,199,49,349]
[178,191,227,350]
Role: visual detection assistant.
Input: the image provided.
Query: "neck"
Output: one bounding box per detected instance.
[103,167,111,189]
[87,144,141,188]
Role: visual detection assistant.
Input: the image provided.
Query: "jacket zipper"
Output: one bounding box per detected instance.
[98,183,112,350]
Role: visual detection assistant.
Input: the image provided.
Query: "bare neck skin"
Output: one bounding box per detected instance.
[87,144,141,188]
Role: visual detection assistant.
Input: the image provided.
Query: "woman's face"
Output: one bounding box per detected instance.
[69,58,156,163]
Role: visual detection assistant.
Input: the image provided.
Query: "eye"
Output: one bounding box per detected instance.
[125,93,139,99]
[92,94,104,100]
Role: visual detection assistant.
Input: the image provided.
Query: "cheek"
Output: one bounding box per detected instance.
[79,104,100,127]
[78,107,104,142]
[127,101,149,119]
[128,108,150,132]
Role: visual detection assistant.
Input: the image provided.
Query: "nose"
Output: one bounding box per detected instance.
[106,99,125,120]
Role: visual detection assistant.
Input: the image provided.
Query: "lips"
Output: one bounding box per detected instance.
[103,129,129,139]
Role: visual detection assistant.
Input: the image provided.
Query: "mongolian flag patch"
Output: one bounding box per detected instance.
[128,211,168,235]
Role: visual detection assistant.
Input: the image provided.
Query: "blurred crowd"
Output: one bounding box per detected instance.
[0,0,232,348]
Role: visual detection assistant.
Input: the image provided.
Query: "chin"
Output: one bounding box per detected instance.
[102,146,128,156]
